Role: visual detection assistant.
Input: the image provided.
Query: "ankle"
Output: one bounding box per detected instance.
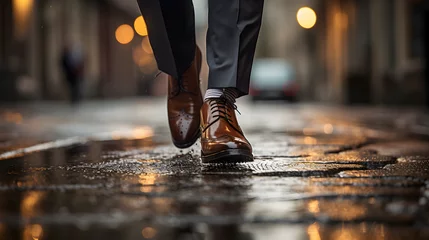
[204,88,239,103]
[204,89,223,101]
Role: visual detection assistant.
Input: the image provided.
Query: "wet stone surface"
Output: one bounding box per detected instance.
[339,161,429,180]
[362,140,429,157]
[0,100,429,239]
[0,135,428,240]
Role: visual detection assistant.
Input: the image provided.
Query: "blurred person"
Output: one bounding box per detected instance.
[61,43,85,105]
[137,0,264,163]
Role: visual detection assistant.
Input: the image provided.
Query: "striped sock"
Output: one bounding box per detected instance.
[204,89,223,100]
[204,88,239,103]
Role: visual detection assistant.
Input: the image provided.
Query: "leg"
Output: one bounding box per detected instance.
[206,0,265,96]
[137,0,203,149]
[136,0,196,79]
[201,0,265,163]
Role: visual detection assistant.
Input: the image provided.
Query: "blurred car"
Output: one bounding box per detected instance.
[249,59,299,102]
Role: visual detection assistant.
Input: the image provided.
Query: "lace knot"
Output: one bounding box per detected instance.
[208,96,241,123]
[202,96,243,135]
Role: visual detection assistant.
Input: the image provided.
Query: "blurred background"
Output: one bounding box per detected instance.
[0,0,427,106]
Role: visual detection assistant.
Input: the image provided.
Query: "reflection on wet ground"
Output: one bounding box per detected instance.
[0,131,428,240]
[0,100,429,239]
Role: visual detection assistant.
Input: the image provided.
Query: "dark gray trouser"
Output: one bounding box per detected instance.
[137,0,264,96]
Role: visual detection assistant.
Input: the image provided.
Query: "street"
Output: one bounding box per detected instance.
[0,98,429,239]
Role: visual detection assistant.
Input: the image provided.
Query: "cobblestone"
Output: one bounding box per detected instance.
[0,99,428,239]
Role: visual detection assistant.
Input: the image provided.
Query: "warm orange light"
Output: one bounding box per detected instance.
[142,227,157,239]
[133,46,153,67]
[3,112,23,124]
[307,223,321,240]
[304,136,317,145]
[31,224,43,240]
[134,16,148,36]
[21,191,43,217]
[141,37,153,54]
[115,24,134,44]
[297,7,317,29]
[307,200,320,213]
[24,224,43,240]
[13,0,34,39]
[133,126,154,139]
[324,124,334,134]
[139,173,157,193]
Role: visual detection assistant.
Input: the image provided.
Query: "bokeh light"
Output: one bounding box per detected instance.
[23,224,43,240]
[133,47,151,67]
[31,224,43,240]
[142,227,157,239]
[297,7,317,29]
[141,37,153,54]
[324,124,334,134]
[13,0,34,39]
[132,45,158,74]
[134,16,148,36]
[115,24,134,44]
[307,223,321,240]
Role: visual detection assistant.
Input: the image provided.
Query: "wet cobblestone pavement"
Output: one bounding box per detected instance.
[0,99,429,239]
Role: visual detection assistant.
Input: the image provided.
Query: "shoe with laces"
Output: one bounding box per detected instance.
[167,47,203,148]
[200,96,253,163]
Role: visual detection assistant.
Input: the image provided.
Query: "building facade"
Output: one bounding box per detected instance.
[0,0,148,101]
[313,0,426,105]
[2,0,425,105]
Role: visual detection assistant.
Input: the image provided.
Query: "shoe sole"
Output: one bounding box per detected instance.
[173,129,201,149]
[201,149,253,164]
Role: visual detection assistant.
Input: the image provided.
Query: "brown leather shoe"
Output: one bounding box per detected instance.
[168,47,203,148]
[200,97,253,163]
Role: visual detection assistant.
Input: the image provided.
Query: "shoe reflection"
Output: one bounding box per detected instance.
[155,164,254,240]
[0,139,255,240]
[155,224,254,240]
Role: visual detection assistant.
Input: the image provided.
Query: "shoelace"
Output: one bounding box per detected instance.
[202,96,242,133]
[172,76,195,96]
[152,71,195,97]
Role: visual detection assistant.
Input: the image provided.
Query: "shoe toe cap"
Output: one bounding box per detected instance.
[169,114,200,147]
[202,135,252,153]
